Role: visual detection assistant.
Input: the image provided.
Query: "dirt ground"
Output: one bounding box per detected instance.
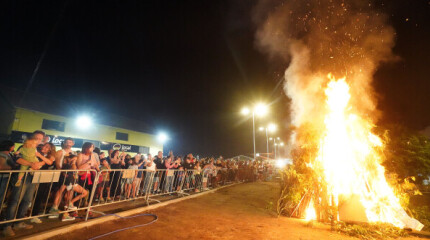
[48,182,425,240]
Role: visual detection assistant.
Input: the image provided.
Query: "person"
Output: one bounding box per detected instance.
[124,158,138,198]
[96,157,111,202]
[76,142,99,208]
[194,161,202,192]
[182,155,196,190]
[49,138,77,221]
[109,150,125,199]
[42,135,50,145]
[2,131,45,237]
[142,154,155,194]
[202,158,217,190]
[133,154,145,196]
[30,143,56,224]
[0,140,15,207]
[152,151,164,193]
[49,152,88,222]
[163,156,179,193]
[15,136,40,187]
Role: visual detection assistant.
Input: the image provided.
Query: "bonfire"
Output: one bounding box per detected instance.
[295,74,423,231]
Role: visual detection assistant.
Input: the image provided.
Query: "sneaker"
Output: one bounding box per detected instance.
[61,214,75,222]
[2,226,15,237]
[69,211,78,217]
[13,222,33,230]
[14,179,22,187]
[99,197,104,202]
[30,217,42,224]
[67,204,77,211]
[48,207,60,219]
[106,197,112,201]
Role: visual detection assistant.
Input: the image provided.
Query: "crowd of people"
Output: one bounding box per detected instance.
[0,130,275,237]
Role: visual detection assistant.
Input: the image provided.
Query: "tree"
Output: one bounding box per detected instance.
[379,124,430,186]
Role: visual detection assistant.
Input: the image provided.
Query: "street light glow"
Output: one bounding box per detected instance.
[267,123,277,132]
[276,159,288,168]
[254,103,268,117]
[76,115,92,129]
[259,127,264,131]
[280,142,285,146]
[276,137,280,140]
[157,132,169,143]
[241,107,250,116]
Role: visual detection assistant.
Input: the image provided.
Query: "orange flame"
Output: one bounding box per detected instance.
[305,199,317,221]
[305,74,423,230]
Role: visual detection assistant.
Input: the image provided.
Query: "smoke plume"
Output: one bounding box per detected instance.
[253,0,397,148]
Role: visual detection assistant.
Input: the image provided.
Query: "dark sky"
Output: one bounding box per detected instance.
[0,0,428,157]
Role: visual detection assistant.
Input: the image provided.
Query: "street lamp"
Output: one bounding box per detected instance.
[76,115,92,130]
[272,137,283,159]
[241,103,269,160]
[157,132,169,143]
[259,123,277,158]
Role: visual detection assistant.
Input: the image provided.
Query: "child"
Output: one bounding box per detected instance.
[16,136,39,187]
[97,158,111,202]
[124,158,138,199]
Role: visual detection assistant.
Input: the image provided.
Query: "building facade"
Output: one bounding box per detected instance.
[0,87,162,155]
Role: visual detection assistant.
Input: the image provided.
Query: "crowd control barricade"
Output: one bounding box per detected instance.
[88,168,155,212]
[0,169,97,225]
[181,170,200,193]
[0,166,238,225]
[201,169,218,190]
[147,169,184,201]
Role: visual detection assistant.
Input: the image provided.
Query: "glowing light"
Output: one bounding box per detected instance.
[268,123,277,132]
[259,127,264,131]
[76,115,92,129]
[157,132,169,143]
[305,199,317,221]
[254,103,268,117]
[280,142,284,146]
[241,107,250,116]
[256,153,260,157]
[275,159,288,168]
[303,74,423,230]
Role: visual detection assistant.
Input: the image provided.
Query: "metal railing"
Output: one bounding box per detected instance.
[0,168,233,225]
[0,169,97,225]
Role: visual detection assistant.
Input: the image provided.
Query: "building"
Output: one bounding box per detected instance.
[0,87,162,155]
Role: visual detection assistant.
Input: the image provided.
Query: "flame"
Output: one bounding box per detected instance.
[305,199,317,221]
[306,74,420,229]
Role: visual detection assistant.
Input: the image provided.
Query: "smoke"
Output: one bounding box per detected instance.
[253,0,396,148]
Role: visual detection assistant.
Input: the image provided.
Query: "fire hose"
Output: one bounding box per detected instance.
[83,210,158,240]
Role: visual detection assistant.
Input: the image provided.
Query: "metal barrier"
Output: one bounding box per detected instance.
[0,169,97,225]
[0,167,237,225]
[201,168,218,190]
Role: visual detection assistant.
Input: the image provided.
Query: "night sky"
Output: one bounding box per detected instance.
[0,0,428,157]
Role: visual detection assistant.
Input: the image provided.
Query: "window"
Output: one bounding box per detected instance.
[116,132,128,141]
[41,119,65,132]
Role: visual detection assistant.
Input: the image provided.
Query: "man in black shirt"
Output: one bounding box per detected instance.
[153,151,164,169]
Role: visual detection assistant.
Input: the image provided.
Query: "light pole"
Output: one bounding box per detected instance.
[271,137,283,159]
[259,123,277,158]
[241,103,268,160]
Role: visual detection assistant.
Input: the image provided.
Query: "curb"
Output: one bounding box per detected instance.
[21,183,241,240]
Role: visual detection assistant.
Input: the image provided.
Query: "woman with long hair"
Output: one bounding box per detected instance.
[31,143,57,223]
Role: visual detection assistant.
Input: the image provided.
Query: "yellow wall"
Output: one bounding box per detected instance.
[12,108,163,155]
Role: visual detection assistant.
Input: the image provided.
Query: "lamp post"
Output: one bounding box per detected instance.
[259,123,277,158]
[241,103,268,160]
[271,137,283,159]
